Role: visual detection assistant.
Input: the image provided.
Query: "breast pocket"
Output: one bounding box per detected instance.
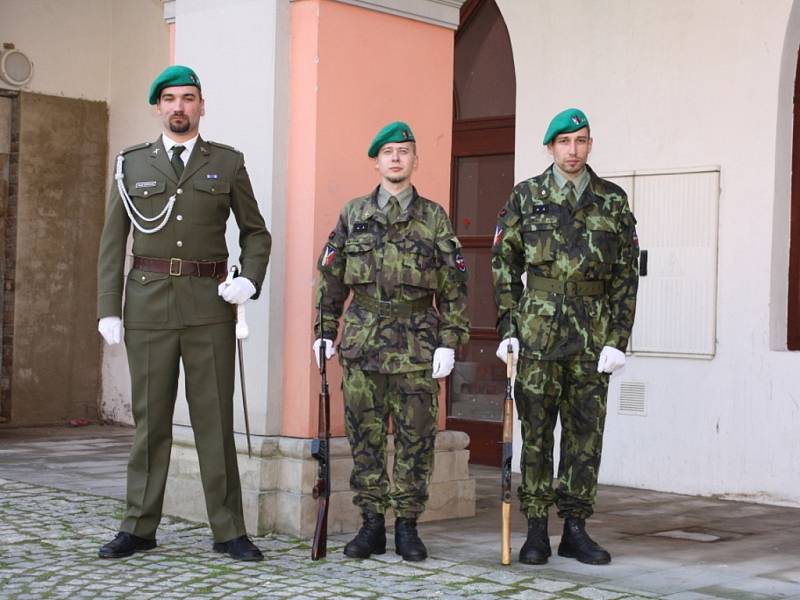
[586,215,618,264]
[401,240,437,289]
[343,235,377,285]
[191,180,231,224]
[127,181,167,219]
[522,215,558,265]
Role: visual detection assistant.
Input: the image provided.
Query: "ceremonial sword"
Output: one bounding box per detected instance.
[226,266,253,458]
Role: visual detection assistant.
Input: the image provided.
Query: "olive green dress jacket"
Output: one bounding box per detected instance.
[97,136,271,329]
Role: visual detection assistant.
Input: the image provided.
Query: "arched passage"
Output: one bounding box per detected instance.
[447,0,516,465]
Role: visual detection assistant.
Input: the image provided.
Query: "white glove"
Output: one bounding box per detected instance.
[431,347,455,379]
[495,337,519,365]
[312,338,335,368]
[218,276,256,305]
[98,316,123,345]
[597,346,626,374]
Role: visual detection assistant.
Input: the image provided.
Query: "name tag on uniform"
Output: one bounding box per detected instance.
[206,173,219,180]
[134,181,158,189]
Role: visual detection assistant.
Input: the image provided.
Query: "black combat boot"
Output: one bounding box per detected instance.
[394,517,427,561]
[557,517,611,564]
[343,511,386,559]
[519,516,551,564]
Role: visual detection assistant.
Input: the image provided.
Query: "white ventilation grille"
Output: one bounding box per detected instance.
[619,381,646,416]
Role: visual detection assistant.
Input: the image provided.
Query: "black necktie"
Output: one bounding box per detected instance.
[171,145,185,178]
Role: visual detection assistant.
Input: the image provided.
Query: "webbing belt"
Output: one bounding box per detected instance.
[353,291,433,317]
[529,275,604,296]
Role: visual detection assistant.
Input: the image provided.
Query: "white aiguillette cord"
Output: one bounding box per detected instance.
[115,154,176,234]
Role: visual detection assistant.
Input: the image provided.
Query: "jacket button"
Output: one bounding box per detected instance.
[176,241,183,247]
[176,215,183,221]
[177,188,183,195]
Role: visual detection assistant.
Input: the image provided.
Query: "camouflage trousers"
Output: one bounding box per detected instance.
[515,357,609,519]
[342,365,439,518]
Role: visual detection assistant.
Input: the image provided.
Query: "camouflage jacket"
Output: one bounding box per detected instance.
[491,165,639,360]
[316,186,470,373]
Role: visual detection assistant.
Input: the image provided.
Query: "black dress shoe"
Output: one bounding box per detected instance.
[557,517,611,565]
[98,532,157,559]
[212,535,264,561]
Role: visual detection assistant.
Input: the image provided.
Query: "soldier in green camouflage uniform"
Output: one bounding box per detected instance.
[492,109,639,566]
[314,122,469,562]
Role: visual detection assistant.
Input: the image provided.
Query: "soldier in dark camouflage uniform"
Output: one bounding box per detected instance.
[492,108,639,566]
[313,122,469,562]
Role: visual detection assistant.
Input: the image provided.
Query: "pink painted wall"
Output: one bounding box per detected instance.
[283,0,456,438]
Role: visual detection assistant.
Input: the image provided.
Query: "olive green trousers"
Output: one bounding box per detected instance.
[120,322,246,543]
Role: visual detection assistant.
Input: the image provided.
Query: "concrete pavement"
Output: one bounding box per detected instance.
[1,425,799,599]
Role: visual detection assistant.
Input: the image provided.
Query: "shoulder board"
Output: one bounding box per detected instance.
[206,140,241,153]
[118,142,151,155]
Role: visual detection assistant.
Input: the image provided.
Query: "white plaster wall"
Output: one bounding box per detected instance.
[0,0,111,99]
[497,0,800,505]
[0,0,170,425]
[173,0,287,436]
[103,0,171,425]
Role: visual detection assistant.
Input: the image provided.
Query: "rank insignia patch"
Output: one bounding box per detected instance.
[353,222,368,233]
[455,253,467,272]
[321,244,337,267]
[493,225,504,247]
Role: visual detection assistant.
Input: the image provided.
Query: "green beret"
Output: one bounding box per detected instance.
[542,108,590,145]
[148,65,202,105]
[368,121,415,158]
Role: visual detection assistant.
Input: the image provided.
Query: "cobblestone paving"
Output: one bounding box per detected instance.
[0,479,659,600]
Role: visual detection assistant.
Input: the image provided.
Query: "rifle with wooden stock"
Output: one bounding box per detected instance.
[500,340,514,565]
[311,296,331,560]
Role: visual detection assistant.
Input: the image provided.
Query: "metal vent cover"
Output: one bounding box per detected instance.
[619,381,646,416]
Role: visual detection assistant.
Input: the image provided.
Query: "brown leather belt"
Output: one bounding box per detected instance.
[133,256,227,278]
[529,275,605,296]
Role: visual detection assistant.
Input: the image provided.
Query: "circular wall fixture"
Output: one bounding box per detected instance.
[0,49,34,87]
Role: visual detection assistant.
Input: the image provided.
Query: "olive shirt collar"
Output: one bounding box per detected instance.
[377,184,414,211]
[552,163,590,199]
[364,185,426,224]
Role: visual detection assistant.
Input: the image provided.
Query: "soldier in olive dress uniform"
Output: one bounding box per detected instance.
[96,66,271,561]
[313,122,469,561]
[492,108,639,566]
